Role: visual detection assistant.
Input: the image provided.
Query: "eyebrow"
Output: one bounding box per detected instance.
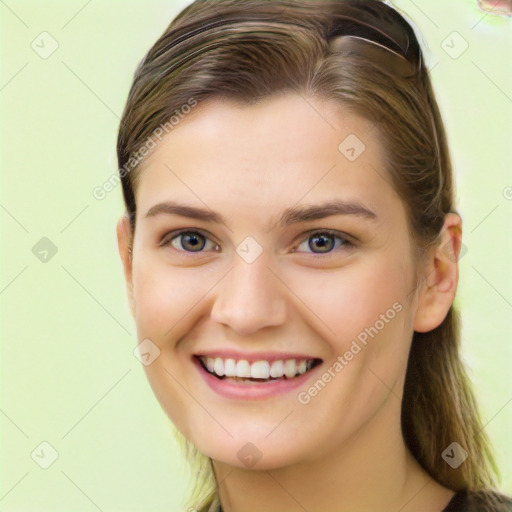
[144,199,378,229]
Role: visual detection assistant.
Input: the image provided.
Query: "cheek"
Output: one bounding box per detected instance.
[293,253,412,346]
[331,252,414,389]
[300,250,414,414]
[131,254,199,339]
[130,256,206,435]
[294,256,413,435]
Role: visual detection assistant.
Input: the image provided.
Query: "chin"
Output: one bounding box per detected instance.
[194,434,314,472]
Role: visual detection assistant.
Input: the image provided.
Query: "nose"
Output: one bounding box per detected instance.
[210,254,288,336]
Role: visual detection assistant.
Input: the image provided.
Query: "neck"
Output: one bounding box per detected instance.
[212,390,454,512]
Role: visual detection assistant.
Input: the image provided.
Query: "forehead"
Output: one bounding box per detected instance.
[134,93,399,224]
[140,93,377,167]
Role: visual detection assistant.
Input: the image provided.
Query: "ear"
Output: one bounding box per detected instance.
[116,214,135,317]
[413,213,463,333]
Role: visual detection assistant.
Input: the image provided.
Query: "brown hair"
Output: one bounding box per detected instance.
[117,1,502,509]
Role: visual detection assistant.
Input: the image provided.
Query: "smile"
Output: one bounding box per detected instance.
[197,355,321,381]
[193,354,323,400]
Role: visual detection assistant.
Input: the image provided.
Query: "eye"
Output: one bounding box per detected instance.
[293,230,353,256]
[161,230,219,254]
[160,228,354,257]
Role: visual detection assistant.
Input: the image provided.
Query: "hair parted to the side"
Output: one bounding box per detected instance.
[117,1,502,510]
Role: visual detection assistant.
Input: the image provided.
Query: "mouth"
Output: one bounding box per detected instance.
[194,355,323,384]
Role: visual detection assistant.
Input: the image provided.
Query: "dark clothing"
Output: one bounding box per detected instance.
[442,489,512,512]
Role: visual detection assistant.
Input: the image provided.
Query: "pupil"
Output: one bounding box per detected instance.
[182,232,205,252]
[310,233,334,253]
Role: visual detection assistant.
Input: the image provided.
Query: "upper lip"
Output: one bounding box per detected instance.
[194,351,322,363]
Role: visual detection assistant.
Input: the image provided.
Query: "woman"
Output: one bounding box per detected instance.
[115,0,512,510]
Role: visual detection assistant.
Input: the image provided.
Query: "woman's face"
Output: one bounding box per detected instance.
[118,93,424,469]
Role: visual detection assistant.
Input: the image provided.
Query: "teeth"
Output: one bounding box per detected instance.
[251,361,270,379]
[297,360,307,374]
[236,360,251,378]
[269,360,284,378]
[214,358,224,377]
[284,359,297,378]
[224,358,236,377]
[200,356,317,380]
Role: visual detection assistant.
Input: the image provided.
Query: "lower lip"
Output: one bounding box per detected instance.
[192,356,322,400]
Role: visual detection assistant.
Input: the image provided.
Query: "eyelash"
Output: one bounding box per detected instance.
[159,228,355,258]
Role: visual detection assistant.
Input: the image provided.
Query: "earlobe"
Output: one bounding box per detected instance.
[116,214,135,317]
[413,213,462,333]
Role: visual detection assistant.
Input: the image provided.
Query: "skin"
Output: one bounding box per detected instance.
[117,93,462,512]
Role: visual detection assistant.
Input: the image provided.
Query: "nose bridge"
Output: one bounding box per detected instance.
[210,251,288,336]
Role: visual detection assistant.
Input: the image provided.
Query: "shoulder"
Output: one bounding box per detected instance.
[443,489,512,512]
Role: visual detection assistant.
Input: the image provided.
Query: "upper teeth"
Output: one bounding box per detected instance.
[200,356,316,379]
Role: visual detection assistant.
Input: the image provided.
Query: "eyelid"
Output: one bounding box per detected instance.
[293,229,355,256]
[160,227,355,257]
[159,228,219,252]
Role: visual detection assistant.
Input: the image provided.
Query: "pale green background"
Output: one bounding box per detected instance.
[1,1,511,510]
